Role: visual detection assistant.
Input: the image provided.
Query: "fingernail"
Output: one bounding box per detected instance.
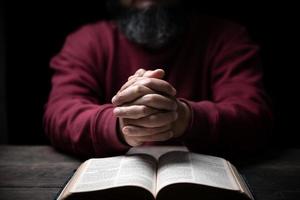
[123,127,129,135]
[137,69,145,76]
[157,69,165,76]
[172,88,177,96]
[112,96,116,103]
[113,108,120,115]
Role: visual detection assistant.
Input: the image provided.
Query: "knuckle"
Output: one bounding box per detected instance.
[116,93,125,101]
[134,85,144,94]
[149,127,158,134]
[151,94,160,101]
[141,78,152,86]
[140,106,149,115]
[148,114,158,122]
[136,68,145,75]
[128,75,134,80]
[122,118,130,125]
[143,94,154,103]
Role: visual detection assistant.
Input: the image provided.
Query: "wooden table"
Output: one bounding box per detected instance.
[0,146,299,200]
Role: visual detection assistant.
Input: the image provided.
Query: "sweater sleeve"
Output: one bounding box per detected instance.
[181,25,273,155]
[44,25,130,158]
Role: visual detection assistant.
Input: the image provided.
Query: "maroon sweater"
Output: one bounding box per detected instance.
[44,16,273,157]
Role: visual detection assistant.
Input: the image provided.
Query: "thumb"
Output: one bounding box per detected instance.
[143,69,165,79]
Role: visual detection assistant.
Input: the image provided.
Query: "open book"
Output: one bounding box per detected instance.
[57,146,254,200]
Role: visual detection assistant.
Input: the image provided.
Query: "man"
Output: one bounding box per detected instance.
[44,0,273,157]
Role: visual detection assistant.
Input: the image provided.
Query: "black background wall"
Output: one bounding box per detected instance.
[2,1,299,147]
[0,0,8,144]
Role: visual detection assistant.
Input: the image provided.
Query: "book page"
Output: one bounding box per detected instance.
[228,163,254,200]
[127,145,188,160]
[156,151,194,192]
[115,154,156,193]
[189,153,239,190]
[157,152,239,193]
[70,155,157,194]
[57,160,90,200]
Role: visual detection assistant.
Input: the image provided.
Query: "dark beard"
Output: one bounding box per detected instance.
[114,3,188,49]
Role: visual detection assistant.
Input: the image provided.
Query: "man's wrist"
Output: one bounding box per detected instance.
[115,118,130,146]
[173,99,191,138]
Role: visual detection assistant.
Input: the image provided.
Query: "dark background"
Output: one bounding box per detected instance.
[0,1,299,147]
